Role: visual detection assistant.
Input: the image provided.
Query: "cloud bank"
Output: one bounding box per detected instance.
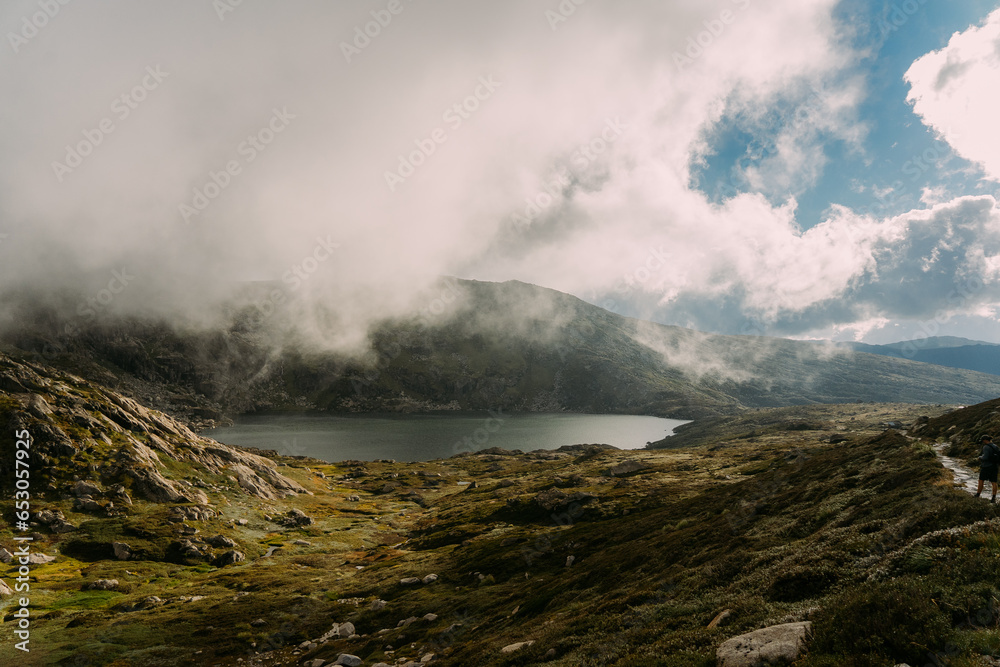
[0,0,998,348]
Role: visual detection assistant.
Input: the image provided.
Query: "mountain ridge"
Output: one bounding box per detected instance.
[2,278,1000,426]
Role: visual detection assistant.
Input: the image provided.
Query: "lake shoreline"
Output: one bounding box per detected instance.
[204,412,691,463]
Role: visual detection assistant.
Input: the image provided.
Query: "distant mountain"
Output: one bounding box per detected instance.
[839,337,1000,377]
[4,279,1000,422]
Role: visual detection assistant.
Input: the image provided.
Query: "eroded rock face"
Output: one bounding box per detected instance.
[0,353,306,504]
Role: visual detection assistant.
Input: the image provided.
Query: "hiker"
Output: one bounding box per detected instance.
[976,434,1000,502]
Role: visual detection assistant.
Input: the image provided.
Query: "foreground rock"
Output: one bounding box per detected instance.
[716,621,812,667]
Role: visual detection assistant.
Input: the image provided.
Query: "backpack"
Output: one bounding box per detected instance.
[981,442,1000,466]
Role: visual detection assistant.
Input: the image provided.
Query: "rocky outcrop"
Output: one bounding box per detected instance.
[0,352,306,504]
[716,621,812,667]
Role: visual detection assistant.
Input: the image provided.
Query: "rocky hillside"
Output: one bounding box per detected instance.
[4,360,1000,665]
[0,353,308,509]
[4,279,1000,425]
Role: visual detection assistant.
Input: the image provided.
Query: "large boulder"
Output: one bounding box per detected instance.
[716,621,812,667]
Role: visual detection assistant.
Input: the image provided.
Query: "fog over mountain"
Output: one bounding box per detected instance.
[2,1,1000,352]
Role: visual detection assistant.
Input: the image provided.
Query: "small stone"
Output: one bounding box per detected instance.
[397,616,419,627]
[333,655,362,667]
[206,535,237,548]
[400,577,420,586]
[0,579,13,597]
[72,480,103,497]
[215,550,245,566]
[292,539,312,546]
[251,618,267,627]
[545,648,557,659]
[112,542,132,560]
[86,579,119,591]
[422,574,438,584]
[421,654,435,663]
[0,548,13,564]
[565,555,575,567]
[501,641,535,654]
[423,613,438,622]
[370,599,387,611]
[27,553,55,565]
[236,518,248,526]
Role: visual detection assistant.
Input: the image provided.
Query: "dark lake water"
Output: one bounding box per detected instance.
[203,412,689,463]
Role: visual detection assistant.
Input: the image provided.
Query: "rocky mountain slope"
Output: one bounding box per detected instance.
[4,355,1000,665]
[4,279,1000,425]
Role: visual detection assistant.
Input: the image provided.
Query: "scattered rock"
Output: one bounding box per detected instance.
[33,509,66,525]
[319,622,356,642]
[398,616,419,627]
[72,480,103,497]
[27,553,55,565]
[370,599,387,611]
[250,618,267,627]
[292,539,312,546]
[716,621,812,667]
[0,579,13,597]
[168,506,216,523]
[85,579,120,591]
[303,660,325,667]
[129,596,163,612]
[533,488,597,511]
[347,495,362,502]
[283,508,314,527]
[0,548,13,564]
[206,535,237,548]
[112,542,133,561]
[73,497,105,513]
[400,577,421,586]
[420,654,435,663]
[501,641,535,654]
[214,550,245,566]
[334,655,362,667]
[49,520,77,533]
[423,613,438,622]
[608,460,647,476]
[566,555,575,567]
[422,573,439,584]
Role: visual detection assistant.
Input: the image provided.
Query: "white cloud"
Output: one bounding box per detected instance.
[905,8,1000,182]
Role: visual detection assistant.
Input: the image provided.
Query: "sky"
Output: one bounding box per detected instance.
[2,0,1000,349]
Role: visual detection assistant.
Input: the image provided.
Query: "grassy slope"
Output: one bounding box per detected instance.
[6,399,1000,666]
